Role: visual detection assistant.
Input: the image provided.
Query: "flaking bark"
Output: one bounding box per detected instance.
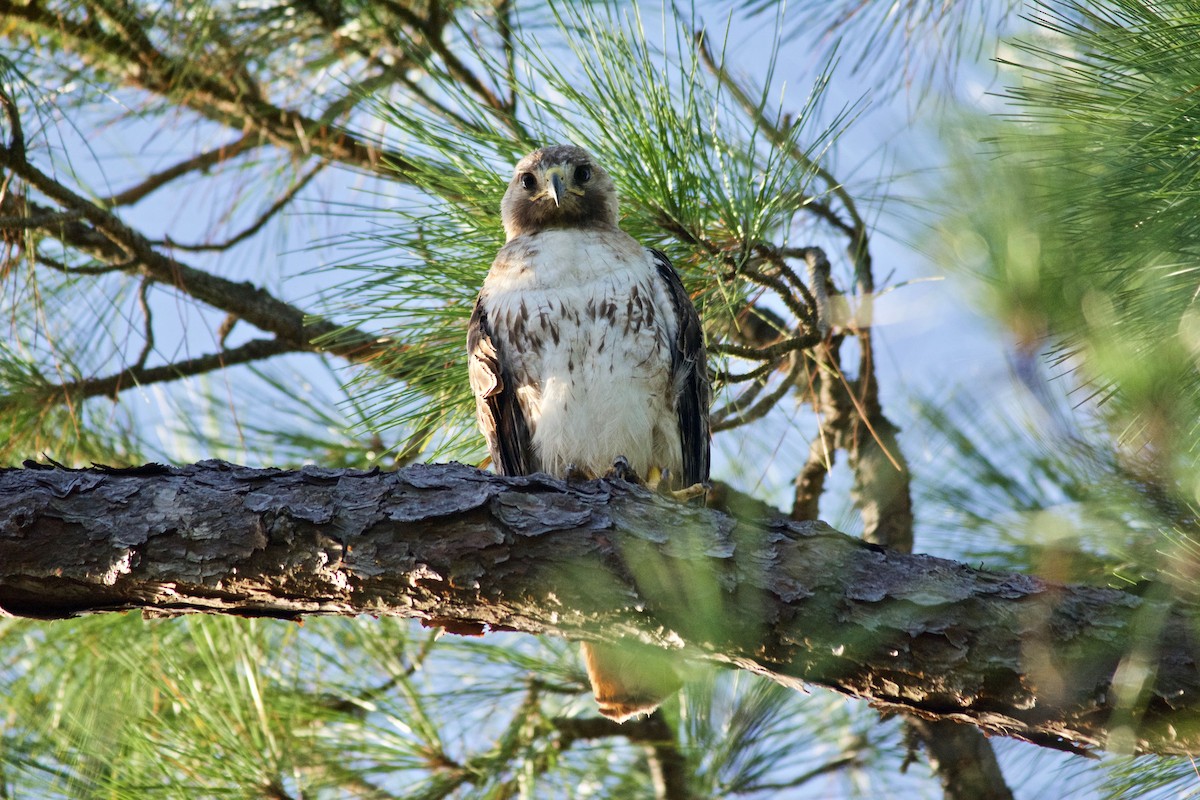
[0,460,1197,756]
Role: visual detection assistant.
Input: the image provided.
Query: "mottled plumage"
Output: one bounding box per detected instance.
[467,144,710,721]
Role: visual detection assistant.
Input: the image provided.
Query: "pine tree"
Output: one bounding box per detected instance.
[0,1,1197,797]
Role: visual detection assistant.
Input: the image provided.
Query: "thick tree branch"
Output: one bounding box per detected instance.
[1,461,1198,758]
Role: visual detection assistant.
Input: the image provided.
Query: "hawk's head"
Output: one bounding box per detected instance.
[501,145,619,241]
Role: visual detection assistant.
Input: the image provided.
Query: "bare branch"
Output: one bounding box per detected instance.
[42,337,300,404]
[156,159,327,252]
[134,276,153,369]
[0,165,389,365]
[97,133,262,208]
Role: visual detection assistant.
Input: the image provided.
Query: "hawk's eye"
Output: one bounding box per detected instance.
[520,172,537,191]
[575,165,592,183]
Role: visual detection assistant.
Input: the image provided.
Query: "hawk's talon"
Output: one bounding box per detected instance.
[564,463,589,482]
[669,481,710,504]
[605,456,643,485]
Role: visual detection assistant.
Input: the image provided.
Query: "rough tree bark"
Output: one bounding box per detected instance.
[1,460,1197,757]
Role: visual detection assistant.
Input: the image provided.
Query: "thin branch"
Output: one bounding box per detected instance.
[0,76,25,161]
[0,163,389,364]
[0,0,409,177]
[34,252,127,275]
[712,352,805,432]
[97,133,262,208]
[46,337,300,404]
[134,276,153,369]
[709,375,767,424]
[711,332,819,364]
[156,159,327,252]
[741,752,860,793]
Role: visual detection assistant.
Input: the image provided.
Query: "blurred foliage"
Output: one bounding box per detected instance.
[941,1,1200,463]
[927,3,1200,795]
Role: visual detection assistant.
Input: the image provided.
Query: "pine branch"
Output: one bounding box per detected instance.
[0,167,389,368]
[38,337,300,404]
[2,460,1198,758]
[97,133,263,208]
[154,159,327,252]
[0,0,412,178]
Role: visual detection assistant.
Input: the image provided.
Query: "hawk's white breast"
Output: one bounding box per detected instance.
[483,228,683,479]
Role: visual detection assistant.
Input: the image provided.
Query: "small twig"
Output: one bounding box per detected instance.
[155,159,327,252]
[709,375,767,424]
[741,752,861,793]
[711,333,818,364]
[97,133,261,208]
[134,277,154,369]
[740,264,814,329]
[0,83,26,162]
[34,253,127,275]
[752,243,820,324]
[712,352,805,432]
[712,356,780,384]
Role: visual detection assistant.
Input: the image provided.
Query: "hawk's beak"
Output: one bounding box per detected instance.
[544,168,566,208]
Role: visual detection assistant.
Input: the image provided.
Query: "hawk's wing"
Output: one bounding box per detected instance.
[467,297,534,475]
[650,249,711,486]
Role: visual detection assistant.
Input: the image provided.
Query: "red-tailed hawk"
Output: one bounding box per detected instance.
[467,144,711,721]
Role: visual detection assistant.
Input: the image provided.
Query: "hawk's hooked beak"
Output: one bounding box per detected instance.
[544,167,567,208]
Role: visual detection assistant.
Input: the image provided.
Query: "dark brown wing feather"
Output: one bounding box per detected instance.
[650,249,710,486]
[467,296,534,475]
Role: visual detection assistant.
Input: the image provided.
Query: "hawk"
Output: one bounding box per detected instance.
[467,144,711,721]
